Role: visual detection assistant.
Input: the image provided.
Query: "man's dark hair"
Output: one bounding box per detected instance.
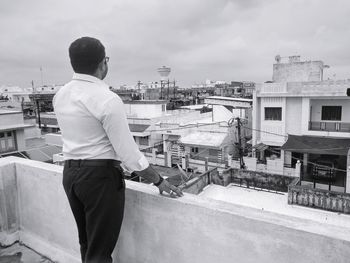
[69,37,105,75]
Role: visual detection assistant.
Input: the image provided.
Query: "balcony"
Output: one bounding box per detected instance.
[1,157,350,263]
[309,121,350,132]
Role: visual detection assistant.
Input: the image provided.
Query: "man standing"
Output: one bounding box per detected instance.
[54,36,183,263]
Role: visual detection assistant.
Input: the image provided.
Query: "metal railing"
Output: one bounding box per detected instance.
[309,121,350,132]
[189,154,226,165]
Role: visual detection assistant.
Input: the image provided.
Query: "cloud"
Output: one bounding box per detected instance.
[0,0,349,87]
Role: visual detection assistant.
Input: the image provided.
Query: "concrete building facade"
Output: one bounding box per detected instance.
[272,55,326,82]
[0,110,33,155]
[253,56,350,193]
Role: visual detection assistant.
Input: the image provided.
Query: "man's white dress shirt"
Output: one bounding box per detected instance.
[53,73,149,172]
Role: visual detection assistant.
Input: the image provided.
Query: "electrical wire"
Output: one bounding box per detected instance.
[242,125,288,138]
[263,147,347,173]
[147,120,228,133]
[140,137,176,152]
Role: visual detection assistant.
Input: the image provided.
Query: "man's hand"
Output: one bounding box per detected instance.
[157,179,183,198]
[133,165,183,198]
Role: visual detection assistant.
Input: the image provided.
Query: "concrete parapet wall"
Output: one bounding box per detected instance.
[0,161,18,245]
[258,80,350,97]
[118,181,350,263]
[180,168,220,195]
[0,157,79,262]
[288,180,350,214]
[1,157,350,263]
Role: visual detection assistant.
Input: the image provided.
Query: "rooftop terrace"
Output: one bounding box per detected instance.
[1,157,350,263]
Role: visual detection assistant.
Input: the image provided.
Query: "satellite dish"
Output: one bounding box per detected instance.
[275,55,281,63]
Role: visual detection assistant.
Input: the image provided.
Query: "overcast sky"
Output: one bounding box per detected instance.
[1,0,350,88]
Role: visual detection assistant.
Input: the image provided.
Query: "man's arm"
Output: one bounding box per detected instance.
[101,96,183,197]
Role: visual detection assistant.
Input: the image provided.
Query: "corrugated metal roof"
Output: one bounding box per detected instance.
[281,135,350,156]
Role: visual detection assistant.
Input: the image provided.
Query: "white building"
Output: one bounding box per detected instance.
[124,100,167,118]
[252,56,350,193]
[0,110,34,155]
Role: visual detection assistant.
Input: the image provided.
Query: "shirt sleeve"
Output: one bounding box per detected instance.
[101,96,149,172]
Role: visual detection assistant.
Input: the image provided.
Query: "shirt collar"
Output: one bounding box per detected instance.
[72,73,110,89]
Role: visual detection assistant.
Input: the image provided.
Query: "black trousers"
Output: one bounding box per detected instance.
[63,162,125,263]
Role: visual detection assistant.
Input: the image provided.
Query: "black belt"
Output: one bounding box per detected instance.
[65,159,122,168]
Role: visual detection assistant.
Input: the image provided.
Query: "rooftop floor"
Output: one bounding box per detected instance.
[0,242,53,263]
[200,184,350,233]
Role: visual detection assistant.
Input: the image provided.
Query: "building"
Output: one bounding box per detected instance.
[214,81,255,98]
[252,56,350,193]
[0,109,34,155]
[242,81,255,96]
[272,55,327,82]
[124,100,167,118]
[205,96,252,123]
[153,96,253,170]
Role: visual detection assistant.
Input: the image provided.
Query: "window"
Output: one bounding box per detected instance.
[265,107,282,121]
[162,105,166,112]
[191,147,198,153]
[139,136,149,146]
[208,149,218,157]
[265,146,281,158]
[0,130,16,153]
[321,106,342,121]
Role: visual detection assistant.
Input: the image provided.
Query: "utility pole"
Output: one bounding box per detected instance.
[32,80,42,128]
[167,79,170,100]
[31,80,40,128]
[36,99,41,128]
[40,66,43,87]
[173,80,176,99]
[160,80,163,99]
[236,117,245,169]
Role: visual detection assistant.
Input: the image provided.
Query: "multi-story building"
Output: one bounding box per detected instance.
[252,56,350,193]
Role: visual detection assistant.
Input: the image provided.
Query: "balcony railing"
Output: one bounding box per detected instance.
[309,121,350,132]
[288,178,350,213]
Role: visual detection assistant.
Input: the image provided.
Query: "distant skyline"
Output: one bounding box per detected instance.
[1,0,350,88]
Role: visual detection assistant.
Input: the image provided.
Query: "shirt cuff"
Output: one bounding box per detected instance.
[126,154,149,173]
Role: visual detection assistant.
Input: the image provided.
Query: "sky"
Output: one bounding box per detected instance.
[1,0,350,88]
